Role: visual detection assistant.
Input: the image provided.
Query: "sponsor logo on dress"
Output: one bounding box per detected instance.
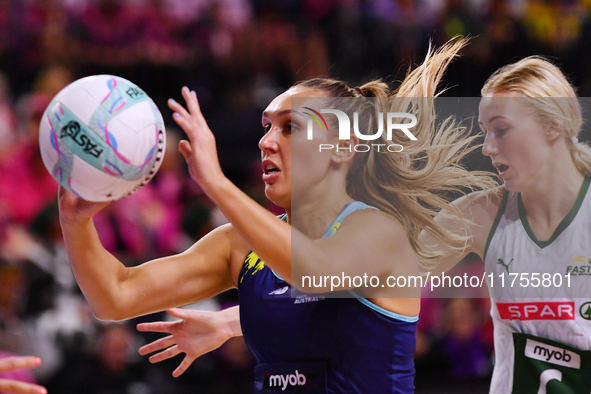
[497,302,575,320]
[268,286,290,296]
[580,302,591,320]
[524,338,581,369]
[565,256,591,276]
[497,258,513,274]
[294,295,326,304]
[268,370,307,391]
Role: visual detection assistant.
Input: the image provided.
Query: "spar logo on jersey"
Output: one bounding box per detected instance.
[497,302,575,320]
[565,256,591,276]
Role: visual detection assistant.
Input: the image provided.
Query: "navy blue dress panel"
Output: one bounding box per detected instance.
[238,202,417,393]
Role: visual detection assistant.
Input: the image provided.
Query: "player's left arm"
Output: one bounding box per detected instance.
[169,88,411,290]
[168,87,292,282]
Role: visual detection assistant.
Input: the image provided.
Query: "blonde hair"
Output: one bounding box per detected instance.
[482,56,591,176]
[296,38,498,260]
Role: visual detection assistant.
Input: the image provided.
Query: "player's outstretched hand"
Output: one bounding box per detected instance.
[137,307,240,377]
[57,186,110,224]
[0,356,47,394]
[168,87,225,192]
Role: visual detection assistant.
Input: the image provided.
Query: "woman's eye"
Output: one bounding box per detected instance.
[495,128,507,135]
[263,124,271,133]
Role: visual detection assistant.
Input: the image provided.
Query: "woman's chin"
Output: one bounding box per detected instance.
[502,178,525,193]
[265,186,290,209]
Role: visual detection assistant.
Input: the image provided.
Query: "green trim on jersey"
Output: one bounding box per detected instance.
[517,176,590,249]
[484,189,509,261]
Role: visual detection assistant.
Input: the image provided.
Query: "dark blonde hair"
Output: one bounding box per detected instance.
[482,56,591,177]
[295,38,498,259]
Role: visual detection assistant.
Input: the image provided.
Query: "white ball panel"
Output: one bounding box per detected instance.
[114,100,156,132]
[104,116,151,166]
[79,75,117,106]
[59,88,99,126]
[68,155,119,201]
[133,124,159,166]
[93,176,142,201]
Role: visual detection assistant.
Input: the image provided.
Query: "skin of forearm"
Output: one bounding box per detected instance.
[60,217,129,320]
[204,177,293,281]
[203,176,348,285]
[221,305,243,337]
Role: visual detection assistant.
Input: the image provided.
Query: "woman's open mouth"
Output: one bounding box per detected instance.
[262,161,281,183]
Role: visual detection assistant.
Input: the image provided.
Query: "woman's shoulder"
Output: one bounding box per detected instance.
[338,207,411,249]
[455,186,505,218]
[455,186,506,255]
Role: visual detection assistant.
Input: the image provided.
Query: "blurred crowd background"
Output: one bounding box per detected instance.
[1,0,591,392]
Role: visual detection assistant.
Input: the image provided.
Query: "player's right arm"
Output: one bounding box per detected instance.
[419,187,503,276]
[58,187,247,321]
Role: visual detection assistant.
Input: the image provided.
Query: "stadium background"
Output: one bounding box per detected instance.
[0,0,590,392]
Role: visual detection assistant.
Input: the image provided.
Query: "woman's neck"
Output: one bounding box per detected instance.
[520,163,585,239]
[286,193,355,239]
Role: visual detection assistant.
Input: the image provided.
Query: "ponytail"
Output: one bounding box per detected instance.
[296,37,499,259]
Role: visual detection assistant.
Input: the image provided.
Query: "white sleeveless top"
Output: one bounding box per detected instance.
[484,177,591,393]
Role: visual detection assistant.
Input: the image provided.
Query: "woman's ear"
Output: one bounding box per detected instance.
[331,136,358,164]
[546,120,563,142]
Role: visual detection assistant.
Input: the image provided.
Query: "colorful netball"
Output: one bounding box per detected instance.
[39,75,166,201]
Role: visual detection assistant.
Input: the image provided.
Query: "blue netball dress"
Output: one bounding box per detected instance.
[238,202,418,394]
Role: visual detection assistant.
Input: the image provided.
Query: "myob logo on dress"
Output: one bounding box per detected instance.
[525,339,581,369]
[268,370,307,391]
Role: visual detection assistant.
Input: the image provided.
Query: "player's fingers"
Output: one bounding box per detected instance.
[167,98,190,119]
[138,335,176,356]
[136,321,175,334]
[172,356,196,378]
[181,86,202,118]
[166,308,190,320]
[0,357,41,374]
[177,140,192,161]
[171,114,196,141]
[57,186,78,205]
[149,345,181,364]
[171,109,200,137]
[0,379,47,394]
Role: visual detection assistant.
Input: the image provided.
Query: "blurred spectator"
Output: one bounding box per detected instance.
[47,323,170,394]
[0,71,17,153]
[0,92,56,226]
[30,65,73,102]
[440,298,493,380]
[73,0,145,77]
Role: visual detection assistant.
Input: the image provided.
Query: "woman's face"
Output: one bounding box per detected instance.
[478,91,552,192]
[259,86,335,208]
